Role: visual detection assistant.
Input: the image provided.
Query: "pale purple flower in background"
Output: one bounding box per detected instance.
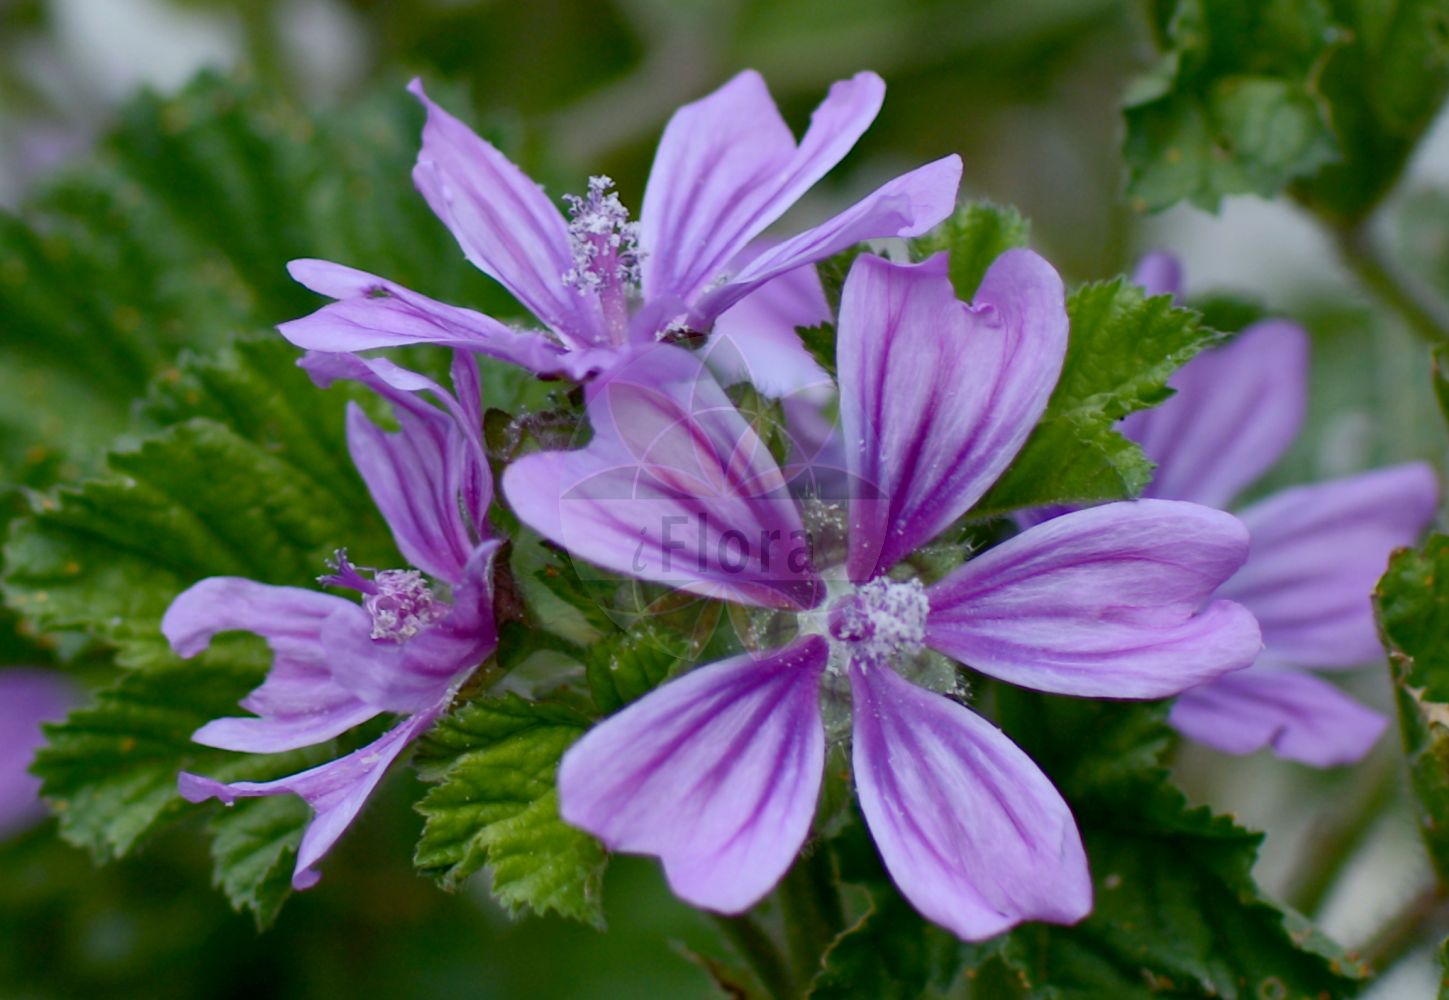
[0,669,75,839]
[276,71,961,380]
[1129,251,1438,767]
[168,352,499,888]
[503,251,1261,939]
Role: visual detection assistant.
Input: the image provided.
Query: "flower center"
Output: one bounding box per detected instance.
[826,577,929,669]
[563,175,642,344]
[364,569,449,643]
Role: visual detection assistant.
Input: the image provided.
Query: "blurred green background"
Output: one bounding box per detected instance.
[1,1,1444,997]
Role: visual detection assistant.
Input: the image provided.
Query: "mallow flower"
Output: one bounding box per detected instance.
[276,71,961,380]
[0,669,75,839]
[501,250,1262,938]
[1127,252,1438,767]
[166,352,499,888]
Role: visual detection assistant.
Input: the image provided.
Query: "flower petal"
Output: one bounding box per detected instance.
[0,669,76,838]
[839,251,1067,582]
[691,155,963,329]
[1170,668,1387,767]
[926,500,1260,698]
[180,705,442,889]
[640,71,883,304]
[163,578,381,752]
[702,262,832,398]
[1123,319,1309,509]
[408,79,605,346]
[1131,250,1182,298]
[278,260,580,374]
[502,346,823,609]
[850,663,1090,940]
[558,637,828,913]
[1221,463,1438,668]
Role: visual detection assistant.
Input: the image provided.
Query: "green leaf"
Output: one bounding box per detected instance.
[910,201,1032,299]
[413,694,607,924]
[30,658,310,862]
[1124,0,1340,212]
[973,278,1215,516]
[1377,535,1449,883]
[206,795,309,931]
[584,620,686,714]
[965,691,1369,999]
[1293,0,1449,221]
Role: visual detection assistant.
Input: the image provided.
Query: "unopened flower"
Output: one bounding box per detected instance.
[276,71,960,380]
[0,669,75,839]
[502,251,1260,938]
[1125,252,1438,767]
[167,352,499,888]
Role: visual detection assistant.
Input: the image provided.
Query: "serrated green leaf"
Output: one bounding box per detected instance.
[973,278,1215,516]
[967,691,1368,999]
[206,794,309,931]
[909,201,1031,299]
[413,694,607,924]
[31,659,312,861]
[584,620,686,714]
[1124,0,1340,212]
[1377,535,1449,884]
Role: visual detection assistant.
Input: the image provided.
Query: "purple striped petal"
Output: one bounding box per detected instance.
[558,637,828,913]
[1124,320,1309,509]
[850,663,1090,940]
[1170,668,1387,767]
[0,669,76,838]
[163,578,381,753]
[840,251,1067,582]
[278,260,578,375]
[691,156,963,329]
[926,501,1260,698]
[408,79,606,347]
[180,704,443,889]
[1132,250,1183,299]
[1221,463,1438,668]
[640,71,883,304]
[502,346,823,609]
[702,263,832,398]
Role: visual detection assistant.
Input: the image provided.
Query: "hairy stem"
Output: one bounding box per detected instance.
[778,846,847,985]
[1283,756,1398,916]
[711,913,795,1000]
[1358,884,1449,976]
[1333,222,1449,345]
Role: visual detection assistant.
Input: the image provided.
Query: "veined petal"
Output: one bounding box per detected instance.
[502,345,823,609]
[840,251,1067,582]
[691,156,963,329]
[1221,463,1438,668]
[408,79,605,347]
[163,578,380,753]
[558,637,829,913]
[850,663,1090,940]
[279,260,575,374]
[1123,320,1308,509]
[1170,668,1387,767]
[0,669,76,838]
[640,71,884,304]
[926,501,1260,698]
[1131,250,1182,299]
[180,705,442,889]
[702,263,832,398]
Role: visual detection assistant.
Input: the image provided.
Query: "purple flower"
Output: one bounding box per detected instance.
[1128,251,1439,767]
[167,352,499,889]
[276,72,961,380]
[502,251,1260,938]
[0,669,76,839]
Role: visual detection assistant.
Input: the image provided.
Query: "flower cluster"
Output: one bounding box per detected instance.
[89,71,1432,942]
